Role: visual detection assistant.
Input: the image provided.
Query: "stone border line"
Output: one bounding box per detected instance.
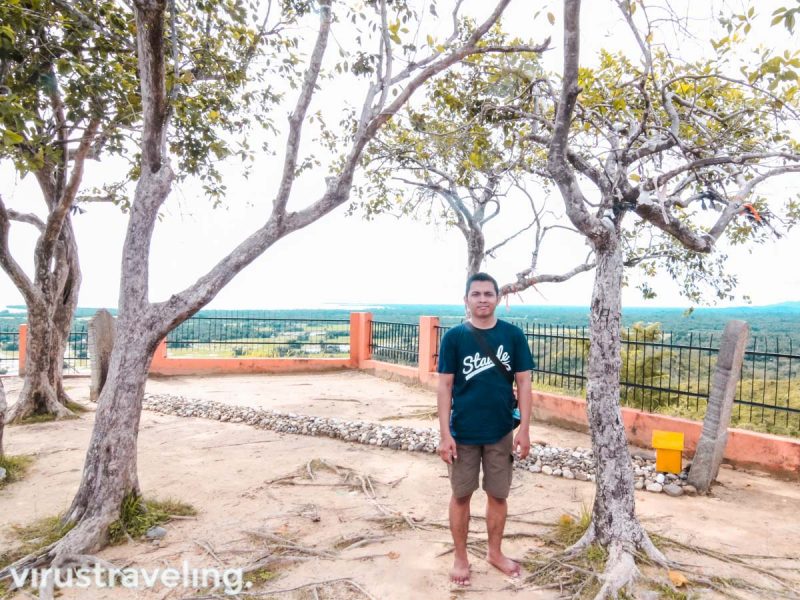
[142,393,695,497]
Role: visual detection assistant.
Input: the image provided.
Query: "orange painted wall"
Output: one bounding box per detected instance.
[148,338,350,376]
[17,323,27,376]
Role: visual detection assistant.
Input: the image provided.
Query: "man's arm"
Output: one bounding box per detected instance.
[437,373,457,464]
[512,370,532,459]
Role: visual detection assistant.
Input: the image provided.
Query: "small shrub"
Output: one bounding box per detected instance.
[555,506,592,547]
[0,454,33,487]
[107,493,196,545]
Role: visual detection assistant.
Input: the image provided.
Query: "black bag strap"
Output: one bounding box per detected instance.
[464,322,514,385]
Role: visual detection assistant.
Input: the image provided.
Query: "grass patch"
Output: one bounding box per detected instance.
[0,454,33,488]
[12,400,88,425]
[649,582,690,599]
[243,567,279,587]
[0,514,74,571]
[65,400,89,414]
[107,493,196,545]
[16,401,87,425]
[17,412,58,425]
[554,506,592,547]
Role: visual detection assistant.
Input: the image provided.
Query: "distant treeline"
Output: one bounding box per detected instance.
[2,302,799,346]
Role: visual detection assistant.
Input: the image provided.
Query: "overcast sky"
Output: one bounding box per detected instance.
[1,0,798,311]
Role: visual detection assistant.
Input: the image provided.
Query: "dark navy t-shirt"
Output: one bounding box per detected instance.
[437,320,535,445]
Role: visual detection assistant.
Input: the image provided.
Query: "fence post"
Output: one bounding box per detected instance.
[349,312,372,368]
[688,320,749,494]
[18,323,27,376]
[418,316,439,378]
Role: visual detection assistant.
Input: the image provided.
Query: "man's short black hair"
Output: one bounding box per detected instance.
[465,272,499,296]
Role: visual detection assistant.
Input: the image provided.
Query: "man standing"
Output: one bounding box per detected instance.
[437,272,534,586]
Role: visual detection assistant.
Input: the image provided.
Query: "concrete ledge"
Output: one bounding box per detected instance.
[360,360,424,386]
[149,357,351,376]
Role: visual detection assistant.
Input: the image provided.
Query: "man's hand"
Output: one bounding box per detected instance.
[438,434,458,464]
[513,429,531,460]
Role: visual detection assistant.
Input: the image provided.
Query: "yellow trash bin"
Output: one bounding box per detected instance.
[651,430,684,474]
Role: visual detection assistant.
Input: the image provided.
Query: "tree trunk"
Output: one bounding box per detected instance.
[3,325,157,572]
[7,303,73,422]
[0,378,6,456]
[465,228,485,276]
[6,219,81,423]
[53,219,82,405]
[571,238,667,598]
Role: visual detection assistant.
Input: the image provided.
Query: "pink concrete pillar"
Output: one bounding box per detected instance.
[18,323,27,376]
[149,338,168,373]
[349,312,373,367]
[418,316,440,377]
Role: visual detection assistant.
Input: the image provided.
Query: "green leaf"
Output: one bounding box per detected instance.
[2,129,24,145]
[0,25,15,42]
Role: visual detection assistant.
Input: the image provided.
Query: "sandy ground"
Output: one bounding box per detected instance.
[0,373,798,599]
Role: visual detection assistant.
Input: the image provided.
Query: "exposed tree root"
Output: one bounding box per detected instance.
[592,542,638,600]
[652,533,800,596]
[563,522,596,558]
[523,519,800,600]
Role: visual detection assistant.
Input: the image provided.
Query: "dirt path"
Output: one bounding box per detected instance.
[0,374,798,599]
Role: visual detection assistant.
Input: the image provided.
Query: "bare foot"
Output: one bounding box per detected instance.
[450,555,471,586]
[486,552,521,578]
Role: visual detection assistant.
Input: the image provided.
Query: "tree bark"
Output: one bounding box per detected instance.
[569,238,668,599]
[53,219,82,405]
[465,228,485,276]
[6,219,80,423]
[60,325,156,540]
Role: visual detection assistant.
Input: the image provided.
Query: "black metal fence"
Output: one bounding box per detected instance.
[0,323,19,375]
[165,317,350,358]
[65,322,90,372]
[433,325,451,368]
[0,323,89,375]
[370,321,419,366]
[522,323,800,436]
[7,311,791,435]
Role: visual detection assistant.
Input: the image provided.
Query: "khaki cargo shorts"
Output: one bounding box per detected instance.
[447,431,514,499]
